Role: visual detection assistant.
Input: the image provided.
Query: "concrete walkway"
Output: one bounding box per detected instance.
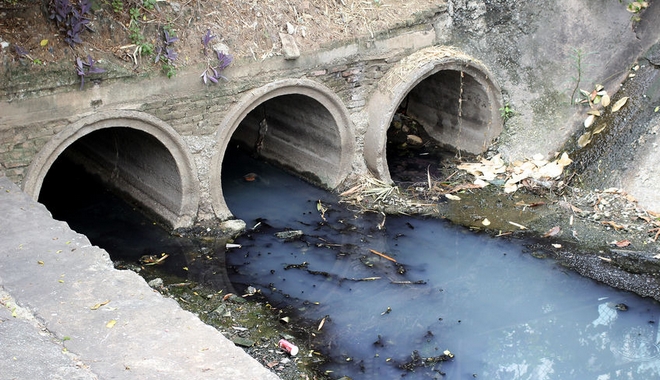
[0,177,279,380]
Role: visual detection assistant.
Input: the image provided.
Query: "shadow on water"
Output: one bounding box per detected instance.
[38,155,231,290]
[222,147,660,379]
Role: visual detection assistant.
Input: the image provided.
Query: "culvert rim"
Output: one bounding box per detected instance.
[22,110,200,229]
[210,78,355,221]
[364,45,504,183]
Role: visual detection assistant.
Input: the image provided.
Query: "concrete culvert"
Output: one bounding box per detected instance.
[23,111,199,229]
[365,46,504,183]
[231,94,342,185]
[211,78,354,220]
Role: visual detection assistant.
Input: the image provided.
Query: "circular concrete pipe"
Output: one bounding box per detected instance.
[211,78,355,220]
[364,46,503,183]
[23,110,200,229]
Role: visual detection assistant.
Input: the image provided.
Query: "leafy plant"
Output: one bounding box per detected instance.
[48,0,92,47]
[111,0,123,13]
[201,50,233,85]
[626,1,648,13]
[569,48,597,106]
[14,45,30,59]
[143,0,156,10]
[129,6,140,20]
[75,55,105,90]
[201,29,216,56]
[154,28,178,77]
[499,103,515,121]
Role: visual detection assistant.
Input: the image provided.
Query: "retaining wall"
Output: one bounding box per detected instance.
[1,0,659,227]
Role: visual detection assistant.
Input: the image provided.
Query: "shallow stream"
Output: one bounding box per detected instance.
[223,150,660,379]
[40,148,660,379]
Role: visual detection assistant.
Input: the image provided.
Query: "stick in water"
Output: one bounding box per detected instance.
[369,249,397,262]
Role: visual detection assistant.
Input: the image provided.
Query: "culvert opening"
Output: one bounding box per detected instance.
[38,127,184,232]
[227,94,341,185]
[37,131,234,291]
[365,47,503,184]
[220,93,346,217]
[386,69,496,185]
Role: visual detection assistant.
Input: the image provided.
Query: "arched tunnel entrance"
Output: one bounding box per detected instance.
[365,46,504,184]
[23,111,199,230]
[212,79,355,220]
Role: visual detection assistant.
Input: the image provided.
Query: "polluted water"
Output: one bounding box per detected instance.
[223,149,660,380]
[39,147,660,380]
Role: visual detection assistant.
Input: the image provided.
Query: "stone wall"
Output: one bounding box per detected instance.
[1,0,659,225]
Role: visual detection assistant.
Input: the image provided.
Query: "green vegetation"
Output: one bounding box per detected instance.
[111,0,123,13]
[499,103,515,121]
[569,48,597,106]
[623,0,648,22]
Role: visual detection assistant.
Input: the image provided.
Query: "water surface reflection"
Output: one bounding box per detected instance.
[223,151,660,380]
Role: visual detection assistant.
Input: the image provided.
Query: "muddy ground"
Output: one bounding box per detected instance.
[0,0,438,79]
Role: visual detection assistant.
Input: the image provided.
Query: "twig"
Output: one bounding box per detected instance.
[369,249,397,262]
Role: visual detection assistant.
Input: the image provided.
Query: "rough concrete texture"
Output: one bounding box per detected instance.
[0,177,280,380]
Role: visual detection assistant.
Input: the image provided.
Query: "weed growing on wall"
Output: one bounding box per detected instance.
[155,28,179,78]
[201,49,233,84]
[569,48,588,105]
[75,55,105,90]
[499,103,516,122]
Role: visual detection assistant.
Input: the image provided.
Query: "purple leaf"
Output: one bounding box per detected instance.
[164,30,178,45]
[154,46,162,63]
[165,47,177,62]
[216,51,233,71]
[202,29,215,48]
[76,57,85,75]
[80,0,92,15]
[14,45,28,57]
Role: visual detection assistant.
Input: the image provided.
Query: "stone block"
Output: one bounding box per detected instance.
[279,33,300,60]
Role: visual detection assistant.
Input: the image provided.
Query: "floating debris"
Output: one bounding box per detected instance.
[243,172,258,182]
[275,230,304,241]
[369,249,397,262]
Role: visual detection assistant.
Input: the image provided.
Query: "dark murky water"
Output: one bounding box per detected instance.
[40,149,660,380]
[223,150,660,379]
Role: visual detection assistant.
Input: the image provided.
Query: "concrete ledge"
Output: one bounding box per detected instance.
[0,177,279,380]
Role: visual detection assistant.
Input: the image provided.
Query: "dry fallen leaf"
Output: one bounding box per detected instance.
[601,221,626,230]
[614,240,631,247]
[91,300,111,310]
[600,93,611,107]
[504,181,518,193]
[584,114,595,128]
[445,194,461,201]
[578,131,592,148]
[611,97,629,113]
[543,226,561,237]
[593,123,607,134]
[556,152,573,166]
[106,319,117,328]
